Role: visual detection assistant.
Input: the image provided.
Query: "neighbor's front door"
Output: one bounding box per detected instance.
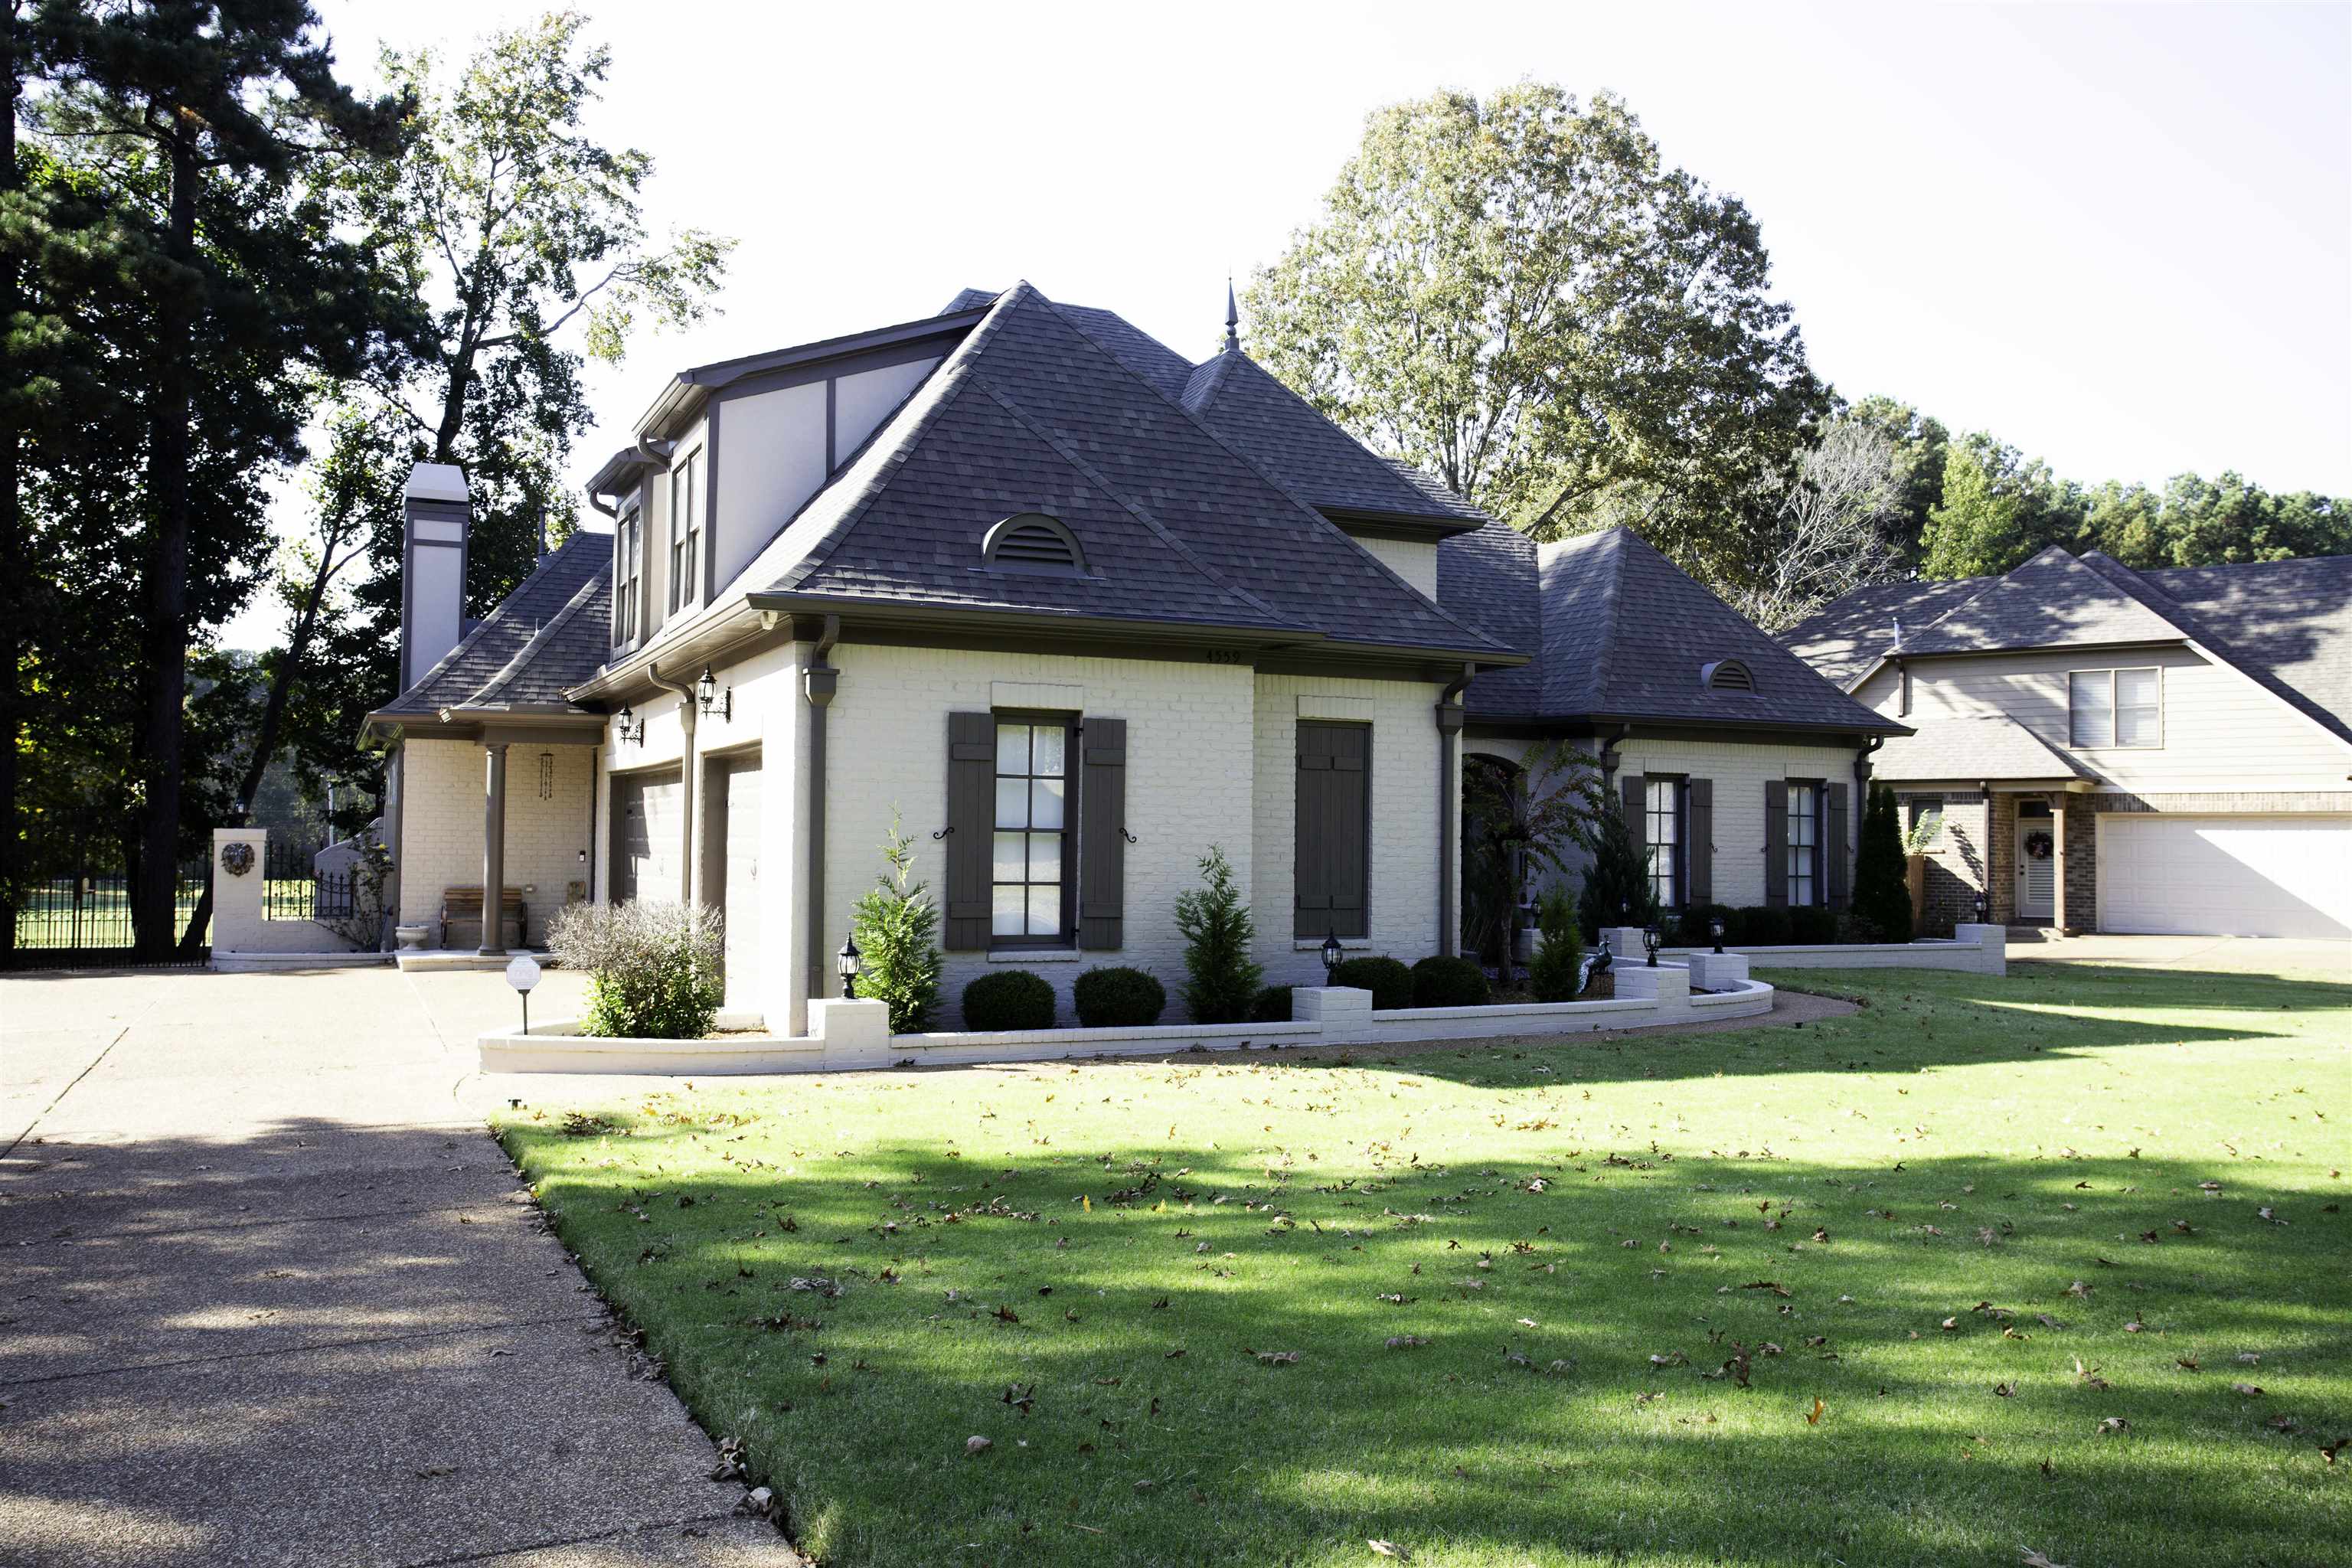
[2014,816,2055,921]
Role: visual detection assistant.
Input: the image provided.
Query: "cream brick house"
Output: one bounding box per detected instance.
[361,282,1903,1028]
[1784,547,2352,939]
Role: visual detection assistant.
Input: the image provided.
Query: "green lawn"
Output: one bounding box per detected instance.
[494,960,2350,1567]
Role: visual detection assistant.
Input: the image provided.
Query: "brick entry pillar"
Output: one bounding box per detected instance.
[2049,796,2069,933]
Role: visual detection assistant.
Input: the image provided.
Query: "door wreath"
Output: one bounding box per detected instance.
[2023,830,2054,861]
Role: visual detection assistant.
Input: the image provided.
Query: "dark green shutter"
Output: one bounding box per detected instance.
[1764,779,1789,909]
[1687,778,1713,906]
[1078,717,1126,949]
[1295,722,1369,939]
[1825,782,1851,911]
[1620,773,1646,893]
[944,713,995,949]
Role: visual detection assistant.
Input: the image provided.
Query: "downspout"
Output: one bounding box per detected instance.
[648,663,697,903]
[1596,723,1632,786]
[803,616,842,1001]
[1436,665,1472,959]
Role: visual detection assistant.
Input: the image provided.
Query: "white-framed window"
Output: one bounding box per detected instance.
[613,503,642,646]
[2068,667,2161,748]
[992,719,1070,944]
[668,449,701,614]
[1645,776,1683,910]
[1787,782,1821,907]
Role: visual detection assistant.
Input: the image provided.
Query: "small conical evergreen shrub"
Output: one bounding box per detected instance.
[1851,781,1914,943]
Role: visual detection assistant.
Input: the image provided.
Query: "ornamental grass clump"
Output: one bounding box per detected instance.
[851,815,942,1032]
[547,899,724,1040]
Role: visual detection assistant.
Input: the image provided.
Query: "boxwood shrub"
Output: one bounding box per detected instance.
[1328,955,1414,1011]
[1672,903,1738,949]
[1073,966,1167,1028]
[1787,905,1839,945]
[961,969,1056,1031]
[1248,984,1293,1022]
[1410,955,1490,1008]
[1733,906,1792,946]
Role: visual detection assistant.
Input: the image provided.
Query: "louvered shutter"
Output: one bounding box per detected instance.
[944,713,995,949]
[1620,772,1646,861]
[1295,723,1369,939]
[1687,778,1713,906]
[1826,782,1851,911]
[1764,779,1789,908]
[1078,717,1126,949]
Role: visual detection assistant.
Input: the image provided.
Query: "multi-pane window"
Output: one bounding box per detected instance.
[2069,668,2160,748]
[1645,776,1682,910]
[614,505,642,645]
[992,720,1068,942]
[668,450,701,614]
[1787,782,1820,907]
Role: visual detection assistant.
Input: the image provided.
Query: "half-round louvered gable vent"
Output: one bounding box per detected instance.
[982,512,1087,576]
[1700,658,1756,693]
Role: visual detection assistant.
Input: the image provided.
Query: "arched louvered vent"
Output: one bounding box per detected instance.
[982,512,1086,577]
[1700,658,1756,693]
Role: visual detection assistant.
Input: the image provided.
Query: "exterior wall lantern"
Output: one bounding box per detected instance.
[1642,923,1661,968]
[838,935,861,998]
[1321,929,1344,980]
[614,704,646,746]
[697,665,731,721]
[1973,892,1987,923]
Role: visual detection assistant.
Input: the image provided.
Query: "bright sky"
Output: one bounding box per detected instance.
[233,0,2350,648]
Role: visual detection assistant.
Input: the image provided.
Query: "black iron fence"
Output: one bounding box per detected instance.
[262,839,357,923]
[5,855,212,969]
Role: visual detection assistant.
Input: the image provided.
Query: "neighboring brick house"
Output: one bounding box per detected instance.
[1784,547,2352,939]
[365,283,1527,1030]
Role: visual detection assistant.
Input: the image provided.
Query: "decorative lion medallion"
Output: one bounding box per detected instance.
[2023,830,2054,862]
[220,841,256,877]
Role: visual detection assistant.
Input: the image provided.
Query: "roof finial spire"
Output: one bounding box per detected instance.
[1222,275,1240,354]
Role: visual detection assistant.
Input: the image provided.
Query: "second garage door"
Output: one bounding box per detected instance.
[2099,814,2352,939]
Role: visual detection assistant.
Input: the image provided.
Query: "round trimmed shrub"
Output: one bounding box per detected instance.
[961,969,1056,1031]
[1073,966,1167,1028]
[1248,984,1293,1022]
[1410,955,1490,1008]
[1328,955,1414,1011]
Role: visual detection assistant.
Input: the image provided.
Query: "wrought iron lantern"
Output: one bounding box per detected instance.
[697,665,731,721]
[1320,928,1344,980]
[1710,916,1726,955]
[1973,892,1987,923]
[1642,923,1661,968]
[838,935,861,998]
[615,704,645,746]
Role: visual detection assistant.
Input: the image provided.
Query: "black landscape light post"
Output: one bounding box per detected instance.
[1642,923,1661,968]
[1710,917,1725,956]
[1321,929,1343,981]
[838,936,861,999]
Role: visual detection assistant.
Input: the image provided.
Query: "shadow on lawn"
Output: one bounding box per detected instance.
[505,1097,2352,1568]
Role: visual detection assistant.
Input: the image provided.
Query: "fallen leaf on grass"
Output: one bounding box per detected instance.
[2097,1417,2130,1436]
[1994,1382,2017,1398]
[1805,1398,1825,1425]
[2232,1381,2265,1397]
[2020,1550,2071,1568]
[965,1436,992,1455]
[1386,1335,1428,1350]
[1253,1350,1299,1366]
[1368,1543,1409,1560]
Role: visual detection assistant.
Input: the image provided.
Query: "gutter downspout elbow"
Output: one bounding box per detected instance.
[1597,723,1632,784]
[1436,665,1472,959]
[804,616,842,1011]
[648,662,697,903]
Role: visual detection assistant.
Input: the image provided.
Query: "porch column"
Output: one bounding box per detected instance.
[480,742,508,956]
[2050,795,2070,935]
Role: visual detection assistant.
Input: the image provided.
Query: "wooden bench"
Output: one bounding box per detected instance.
[440,885,528,951]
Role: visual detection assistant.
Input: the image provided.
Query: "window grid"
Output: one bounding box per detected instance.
[1787,782,1820,908]
[614,506,641,645]
[2069,667,2161,749]
[991,721,1069,942]
[668,451,701,614]
[1645,777,1682,910]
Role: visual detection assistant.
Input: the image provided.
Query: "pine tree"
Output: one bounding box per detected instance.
[1173,845,1261,1024]
[1851,782,1913,942]
[1577,799,1658,939]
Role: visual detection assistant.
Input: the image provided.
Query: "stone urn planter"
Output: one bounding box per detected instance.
[394,924,430,952]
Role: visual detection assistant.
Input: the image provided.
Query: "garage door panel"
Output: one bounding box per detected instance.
[611,769,683,907]
[723,757,760,1008]
[2102,815,2352,939]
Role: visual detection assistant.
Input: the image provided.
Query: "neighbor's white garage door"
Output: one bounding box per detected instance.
[2099,815,2352,939]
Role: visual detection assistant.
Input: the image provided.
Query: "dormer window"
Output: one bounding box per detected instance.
[614,502,642,647]
[982,512,1086,577]
[668,448,702,613]
[1700,659,1755,693]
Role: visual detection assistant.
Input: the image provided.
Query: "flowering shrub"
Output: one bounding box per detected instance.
[547,900,724,1040]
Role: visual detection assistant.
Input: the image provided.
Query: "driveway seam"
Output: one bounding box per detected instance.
[0,1310,606,1388]
[2,993,165,1160]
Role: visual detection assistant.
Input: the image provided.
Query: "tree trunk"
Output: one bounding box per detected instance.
[133,126,198,958]
[1,8,22,954]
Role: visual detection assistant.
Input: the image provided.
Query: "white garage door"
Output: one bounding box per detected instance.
[2100,815,2352,939]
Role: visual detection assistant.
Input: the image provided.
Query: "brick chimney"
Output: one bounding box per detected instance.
[400,463,470,692]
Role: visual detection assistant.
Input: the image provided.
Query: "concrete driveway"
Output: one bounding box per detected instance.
[2012,932,2350,978]
[0,964,796,1568]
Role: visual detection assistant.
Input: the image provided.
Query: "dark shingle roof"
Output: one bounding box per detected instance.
[1785,547,2352,747]
[1872,714,2099,782]
[380,532,610,716]
[1441,525,1907,733]
[749,284,1509,658]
